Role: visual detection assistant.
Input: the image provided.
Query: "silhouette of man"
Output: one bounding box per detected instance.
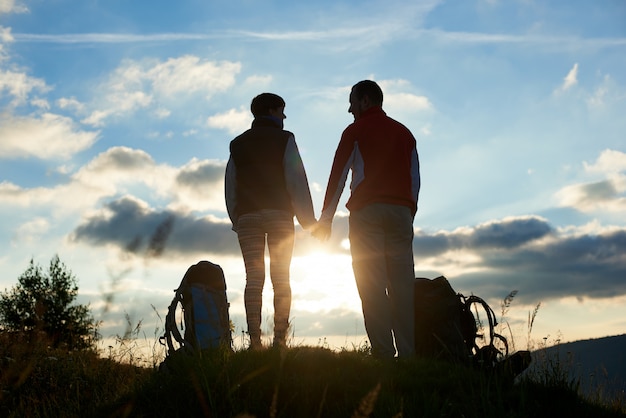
[314,80,420,358]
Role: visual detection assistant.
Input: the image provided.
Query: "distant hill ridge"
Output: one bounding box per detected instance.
[529,333,626,398]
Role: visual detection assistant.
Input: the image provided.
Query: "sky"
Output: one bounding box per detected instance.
[0,0,625,353]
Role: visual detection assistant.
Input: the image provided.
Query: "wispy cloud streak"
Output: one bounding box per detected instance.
[11,29,626,47]
[11,32,228,43]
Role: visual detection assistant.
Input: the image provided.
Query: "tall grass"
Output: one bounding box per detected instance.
[102,308,167,369]
[0,331,151,417]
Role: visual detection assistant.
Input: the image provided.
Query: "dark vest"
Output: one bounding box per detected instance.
[229,118,294,217]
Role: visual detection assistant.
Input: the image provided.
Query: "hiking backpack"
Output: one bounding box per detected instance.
[159,261,232,357]
[414,276,509,368]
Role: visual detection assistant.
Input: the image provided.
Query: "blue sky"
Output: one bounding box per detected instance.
[1,0,625,351]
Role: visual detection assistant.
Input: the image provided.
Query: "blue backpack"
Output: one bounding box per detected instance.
[160,261,232,358]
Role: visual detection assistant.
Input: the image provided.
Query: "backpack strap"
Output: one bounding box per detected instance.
[464,295,509,359]
[159,287,194,355]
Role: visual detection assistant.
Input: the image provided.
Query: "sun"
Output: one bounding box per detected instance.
[289,251,362,314]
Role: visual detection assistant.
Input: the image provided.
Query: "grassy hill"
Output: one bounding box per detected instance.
[1,332,625,418]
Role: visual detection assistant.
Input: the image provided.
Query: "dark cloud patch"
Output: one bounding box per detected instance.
[449,229,626,305]
[90,147,154,172]
[167,213,239,256]
[469,217,554,249]
[106,147,153,169]
[71,195,351,258]
[579,180,619,203]
[72,198,626,308]
[71,196,239,257]
[414,216,553,255]
[176,160,224,189]
[72,197,165,249]
[413,231,452,257]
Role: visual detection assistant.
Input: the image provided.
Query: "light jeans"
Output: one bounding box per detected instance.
[349,203,415,358]
[236,209,294,344]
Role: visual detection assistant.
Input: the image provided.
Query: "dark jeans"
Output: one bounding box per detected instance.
[349,203,415,358]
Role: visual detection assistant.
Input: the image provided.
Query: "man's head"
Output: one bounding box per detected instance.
[349,80,383,120]
[251,93,286,119]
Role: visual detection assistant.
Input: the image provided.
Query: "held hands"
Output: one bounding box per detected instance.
[310,219,331,242]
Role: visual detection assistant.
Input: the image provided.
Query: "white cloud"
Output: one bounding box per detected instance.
[72,146,173,198]
[586,74,624,109]
[387,92,433,111]
[154,107,171,119]
[0,26,13,42]
[0,26,13,61]
[556,150,626,213]
[0,69,49,105]
[79,146,155,174]
[55,164,74,175]
[207,106,252,134]
[170,158,227,212]
[378,79,434,111]
[243,75,273,88]
[584,149,626,175]
[57,96,86,113]
[81,109,109,127]
[0,112,100,160]
[0,180,22,200]
[0,0,28,14]
[82,87,153,127]
[13,32,224,44]
[371,79,434,122]
[82,56,241,126]
[147,55,240,98]
[0,147,164,213]
[556,180,626,213]
[554,63,578,94]
[0,180,65,209]
[563,63,579,90]
[587,78,608,108]
[30,97,49,110]
[11,217,49,245]
[0,146,227,218]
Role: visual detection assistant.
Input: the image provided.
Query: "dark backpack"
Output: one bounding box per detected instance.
[159,261,232,359]
[414,276,516,370]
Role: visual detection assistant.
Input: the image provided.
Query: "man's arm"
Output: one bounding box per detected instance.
[410,146,420,214]
[315,134,355,240]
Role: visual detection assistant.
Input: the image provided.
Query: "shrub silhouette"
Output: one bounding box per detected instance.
[0,255,98,350]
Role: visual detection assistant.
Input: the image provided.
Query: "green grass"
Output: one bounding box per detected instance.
[1,332,625,418]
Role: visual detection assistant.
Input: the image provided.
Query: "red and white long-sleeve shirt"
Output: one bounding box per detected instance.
[319,106,420,223]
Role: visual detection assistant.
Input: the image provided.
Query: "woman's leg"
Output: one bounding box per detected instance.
[265,211,295,346]
[237,213,266,348]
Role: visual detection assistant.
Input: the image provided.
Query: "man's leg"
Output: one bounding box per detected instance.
[265,210,295,347]
[350,205,395,359]
[237,213,266,348]
[382,205,415,358]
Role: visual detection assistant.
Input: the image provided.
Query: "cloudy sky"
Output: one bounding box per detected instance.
[0,0,625,351]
